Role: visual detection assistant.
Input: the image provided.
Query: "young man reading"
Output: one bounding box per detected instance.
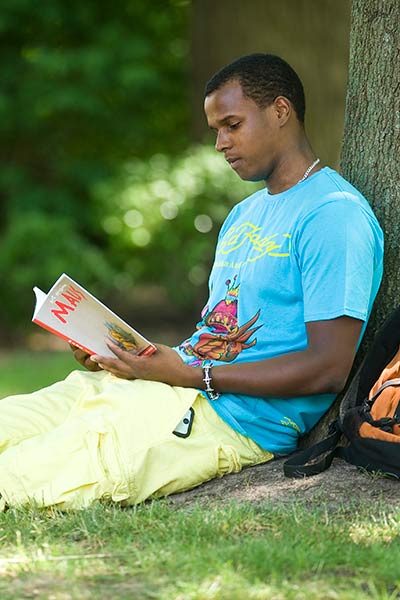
[0,54,384,510]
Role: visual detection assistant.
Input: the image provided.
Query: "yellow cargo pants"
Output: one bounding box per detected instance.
[0,370,273,510]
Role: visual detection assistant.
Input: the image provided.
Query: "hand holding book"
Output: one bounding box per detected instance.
[89,340,199,386]
[32,274,198,387]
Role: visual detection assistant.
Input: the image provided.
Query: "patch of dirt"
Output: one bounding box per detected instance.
[168,457,400,509]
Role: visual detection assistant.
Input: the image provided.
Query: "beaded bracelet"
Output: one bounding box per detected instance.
[201,360,221,401]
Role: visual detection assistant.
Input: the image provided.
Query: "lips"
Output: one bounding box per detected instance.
[225,156,241,169]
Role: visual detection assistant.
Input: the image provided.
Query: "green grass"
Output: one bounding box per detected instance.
[0,501,399,599]
[0,350,80,398]
[0,352,399,599]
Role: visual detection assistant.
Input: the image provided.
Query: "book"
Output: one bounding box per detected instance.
[32,273,156,358]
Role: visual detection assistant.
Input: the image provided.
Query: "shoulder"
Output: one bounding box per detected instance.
[296,168,382,231]
[304,168,369,207]
[292,169,383,262]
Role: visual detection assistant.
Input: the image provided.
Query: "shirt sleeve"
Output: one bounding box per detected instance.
[294,198,378,323]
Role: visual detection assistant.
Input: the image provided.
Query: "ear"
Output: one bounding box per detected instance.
[272,96,292,126]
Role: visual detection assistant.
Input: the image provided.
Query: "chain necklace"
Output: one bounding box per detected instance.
[298,158,320,183]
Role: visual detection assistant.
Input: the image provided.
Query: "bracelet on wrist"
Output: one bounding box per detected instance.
[201,360,221,401]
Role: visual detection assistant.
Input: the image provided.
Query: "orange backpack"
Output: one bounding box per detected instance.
[358,348,400,444]
[284,307,400,479]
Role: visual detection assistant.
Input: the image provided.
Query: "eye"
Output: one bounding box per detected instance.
[228,122,241,131]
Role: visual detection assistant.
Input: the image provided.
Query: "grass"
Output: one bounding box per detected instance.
[0,351,399,599]
[0,501,399,599]
[0,350,80,397]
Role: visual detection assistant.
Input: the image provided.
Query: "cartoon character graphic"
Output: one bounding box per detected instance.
[180,276,262,364]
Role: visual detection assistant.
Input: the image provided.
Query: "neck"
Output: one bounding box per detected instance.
[265,137,321,195]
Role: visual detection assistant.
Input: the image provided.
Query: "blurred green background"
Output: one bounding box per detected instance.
[0,0,350,350]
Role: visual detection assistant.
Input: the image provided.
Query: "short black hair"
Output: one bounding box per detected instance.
[205,53,306,124]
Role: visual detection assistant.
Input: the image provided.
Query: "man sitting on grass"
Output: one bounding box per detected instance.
[0,54,383,510]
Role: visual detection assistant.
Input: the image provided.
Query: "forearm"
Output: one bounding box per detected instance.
[92,317,360,397]
[187,348,347,399]
[202,317,362,399]
[214,349,347,396]
[91,342,337,396]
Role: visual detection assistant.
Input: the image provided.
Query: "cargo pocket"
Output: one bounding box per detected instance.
[217,445,243,476]
[217,441,273,476]
[0,417,115,510]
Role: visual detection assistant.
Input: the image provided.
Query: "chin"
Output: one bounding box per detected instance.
[240,173,266,183]
[232,167,260,182]
[248,175,266,183]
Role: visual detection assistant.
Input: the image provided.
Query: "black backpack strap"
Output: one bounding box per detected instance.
[283,420,343,478]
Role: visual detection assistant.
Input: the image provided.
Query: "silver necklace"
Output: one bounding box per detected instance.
[298,158,320,183]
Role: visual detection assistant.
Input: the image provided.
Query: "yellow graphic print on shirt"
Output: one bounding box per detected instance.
[280,416,301,433]
[216,222,291,265]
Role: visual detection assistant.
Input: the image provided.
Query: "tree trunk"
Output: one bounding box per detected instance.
[340,0,400,337]
[303,0,400,447]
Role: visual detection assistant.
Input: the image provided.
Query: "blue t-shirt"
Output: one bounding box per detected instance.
[175,168,384,455]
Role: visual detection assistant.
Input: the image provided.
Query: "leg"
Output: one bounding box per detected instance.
[0,376,199,509]
[0,369,109,453]
[119,393,273,504]
[0,414,112,509]
[0,377,272,510]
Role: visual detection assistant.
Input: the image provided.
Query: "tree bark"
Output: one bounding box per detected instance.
[340,0,400,337]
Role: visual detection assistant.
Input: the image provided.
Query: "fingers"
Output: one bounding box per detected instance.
[89,341,150,379]
[90,353,134,379]
[83,356,103,372]
[71,345,102,372]
[106,341,137,360]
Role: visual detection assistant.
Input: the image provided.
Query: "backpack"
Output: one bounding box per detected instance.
[284,305,400,479]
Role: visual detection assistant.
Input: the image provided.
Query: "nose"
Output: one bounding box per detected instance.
[215,130,231,153]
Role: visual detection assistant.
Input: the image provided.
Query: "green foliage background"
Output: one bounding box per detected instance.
[95,147,259,308]
[0,0,259,339]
